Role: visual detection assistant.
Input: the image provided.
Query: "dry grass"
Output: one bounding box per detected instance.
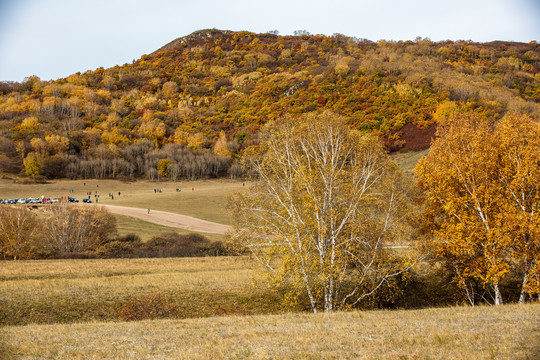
[390,149,429,175]
[0,257,279,326]
[2,304,538,359]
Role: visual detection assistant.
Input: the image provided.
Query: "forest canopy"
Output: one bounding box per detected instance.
[0,30,538,179]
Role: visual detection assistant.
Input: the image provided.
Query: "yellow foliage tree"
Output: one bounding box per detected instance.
[45,134,70,155]
[157,158,172,177]
[23,152,43,177]
[213,131,231,158]
[416,111,540,304]
[228,112,415,312]
[19,116,40,137]
[495,113,540,302]
[187,133,208,150]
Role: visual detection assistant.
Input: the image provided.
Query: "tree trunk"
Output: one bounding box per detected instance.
[519,272,528,304]
[493,284,503,305]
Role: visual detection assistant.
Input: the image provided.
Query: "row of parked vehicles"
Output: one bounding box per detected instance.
[0,197,92,204]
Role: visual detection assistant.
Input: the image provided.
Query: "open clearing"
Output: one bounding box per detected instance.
[0,178,246,224]
[2,304,539,359]
[0,257,278,326]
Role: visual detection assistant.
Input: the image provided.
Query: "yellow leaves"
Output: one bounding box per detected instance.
[187,133,208,150]
[139,120,166,144]
[23,152,43,176]
[417,110,540,302]
[230,111,415,311]
[161,81,178,98]
[213,131,232,158]
[20,116,40,134]
[157,159,173,177]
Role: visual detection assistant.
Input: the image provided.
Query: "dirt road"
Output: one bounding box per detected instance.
[102,205,232,235]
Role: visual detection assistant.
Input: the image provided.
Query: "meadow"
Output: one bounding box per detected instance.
[1,257,539,359]
[2,301,539,359]
[4,155,537,359]
[0,257,280,327]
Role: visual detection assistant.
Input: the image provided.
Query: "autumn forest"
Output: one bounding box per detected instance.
[0,29,538,180]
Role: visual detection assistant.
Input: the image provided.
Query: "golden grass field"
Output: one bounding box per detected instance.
[0,257,280,326]
[2,257,539,359]
[2,303,539,359]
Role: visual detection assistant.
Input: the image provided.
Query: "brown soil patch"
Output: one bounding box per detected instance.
[384,123,437,152]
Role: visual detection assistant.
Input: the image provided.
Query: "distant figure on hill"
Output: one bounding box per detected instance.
[147,208,150,214]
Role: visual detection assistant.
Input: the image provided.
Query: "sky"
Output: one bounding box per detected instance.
[0,0,539,82]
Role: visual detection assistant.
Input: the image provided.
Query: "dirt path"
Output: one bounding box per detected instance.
[102,205,232,235]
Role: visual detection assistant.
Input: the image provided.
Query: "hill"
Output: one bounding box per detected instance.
[0,30,538,179]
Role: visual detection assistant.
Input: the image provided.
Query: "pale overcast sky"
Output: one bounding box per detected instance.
[0,0,538,82]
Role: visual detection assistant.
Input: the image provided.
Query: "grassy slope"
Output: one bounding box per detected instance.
[114,214,225,241]
[2,304,539,359]
[391,149,429,175]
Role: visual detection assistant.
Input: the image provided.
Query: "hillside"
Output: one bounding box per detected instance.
[0,29,538,179]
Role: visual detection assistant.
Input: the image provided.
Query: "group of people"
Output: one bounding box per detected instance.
[108,192,120,200]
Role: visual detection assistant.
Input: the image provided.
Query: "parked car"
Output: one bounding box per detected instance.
[26,198,42,204]
[82,198,92,203]
[16,198,26,204]
[68,197,79,203]
[5,199,15,204]
[42,198,52,204]
[50,198,59,203]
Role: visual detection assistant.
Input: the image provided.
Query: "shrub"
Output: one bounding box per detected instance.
[143,232,225,257]
[119,292,175,321]
[95,241,136,258]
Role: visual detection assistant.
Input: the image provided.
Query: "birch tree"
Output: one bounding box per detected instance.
[228,111,415,313]
[0,206,38,260]
[416,112,540,304]
[495,113,540,303]
[44,203,116,255]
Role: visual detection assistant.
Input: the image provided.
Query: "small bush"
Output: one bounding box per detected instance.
[95,241,136,258]
[119,292,175,321]
[143,232,225,257]
[116,233,142,243]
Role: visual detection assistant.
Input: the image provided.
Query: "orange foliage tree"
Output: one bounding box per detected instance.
[416,112,540,304]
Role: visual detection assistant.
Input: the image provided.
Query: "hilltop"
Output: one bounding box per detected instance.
[0,29,538,179]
